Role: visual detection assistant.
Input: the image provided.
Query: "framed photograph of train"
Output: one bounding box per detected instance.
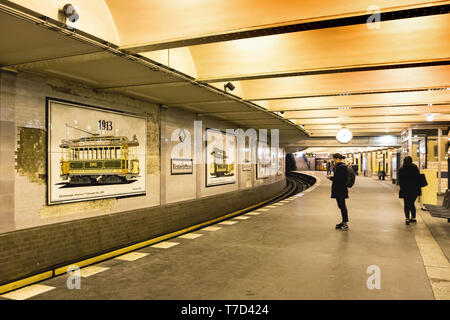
[171,158,193,175]
[47,98,147,205]
[256,140,271,179]
[205,129,236,187]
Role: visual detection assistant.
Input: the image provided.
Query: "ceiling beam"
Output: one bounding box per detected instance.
[284,104,450,119]
[294,116,450,125]
[122,4,450,53]
[203,60,450,83]
[249,87,450,102]
[269,102,450,112]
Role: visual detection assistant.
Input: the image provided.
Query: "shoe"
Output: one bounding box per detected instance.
[405,219,410,225]
[336,222,348,230]
[410,219,417,223]
[335,222,344,229]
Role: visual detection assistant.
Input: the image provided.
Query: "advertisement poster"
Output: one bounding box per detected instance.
[47,99,147,204]
[171,158,193,175]
[205,129,236,187]
[271,147,278,176]
[242,139,252,171]
[256,140,271,179]
[278,148,284,176]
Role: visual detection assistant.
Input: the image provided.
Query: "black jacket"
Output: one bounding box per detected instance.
[330,162,349,199]
[398,164,422,198]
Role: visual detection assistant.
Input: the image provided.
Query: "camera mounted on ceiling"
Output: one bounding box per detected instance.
[60,4,80,26]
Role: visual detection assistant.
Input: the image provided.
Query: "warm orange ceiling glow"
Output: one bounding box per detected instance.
[240,66,450,100]
[264,90,450,111]
[190,15,450,81]
[106,0,448,47]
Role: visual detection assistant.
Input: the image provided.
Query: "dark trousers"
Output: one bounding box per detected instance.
[403,196,418,219]
[336,197,349,222]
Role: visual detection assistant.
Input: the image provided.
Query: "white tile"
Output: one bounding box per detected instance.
[219,221,237,225]
[1,284,55,300]
[246,211,262,216]
[234,216,250,220]
[202,226,222,232]
[257,208,269,211]
[151,241,180,249]
[178,233,203,239]
[114,252,149,261]
[266,205,277,208]
[273,203,284,206]
[80,266,109,278]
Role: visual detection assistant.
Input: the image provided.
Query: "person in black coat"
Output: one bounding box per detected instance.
[327,153,349,230]
[398,156,422,225]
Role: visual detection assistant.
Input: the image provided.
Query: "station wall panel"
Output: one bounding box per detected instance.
[0,69,287,285]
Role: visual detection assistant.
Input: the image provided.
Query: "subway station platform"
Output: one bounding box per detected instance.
[2,1,450,308]
[2,172,449,300]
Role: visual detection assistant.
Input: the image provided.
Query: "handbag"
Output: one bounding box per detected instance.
[419,173,428,188]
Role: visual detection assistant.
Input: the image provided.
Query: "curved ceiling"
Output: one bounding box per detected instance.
[9,0,120,44]
[105,0,448,48]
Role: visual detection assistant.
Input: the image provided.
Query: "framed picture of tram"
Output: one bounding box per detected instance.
[205,129,236,187]
[47,98,147,205]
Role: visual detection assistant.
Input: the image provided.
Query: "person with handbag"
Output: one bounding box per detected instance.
[398,156,422,225]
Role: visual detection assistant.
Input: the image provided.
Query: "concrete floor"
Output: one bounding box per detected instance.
[4,172,450,300]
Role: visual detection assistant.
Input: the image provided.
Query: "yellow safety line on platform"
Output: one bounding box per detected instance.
[0,271,53,296]
[0,183,298,295]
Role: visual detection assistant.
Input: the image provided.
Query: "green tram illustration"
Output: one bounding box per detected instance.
[210,147,234,178]
[59,125,140,185]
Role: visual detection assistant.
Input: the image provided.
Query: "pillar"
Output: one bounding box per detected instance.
[0,70,16,233]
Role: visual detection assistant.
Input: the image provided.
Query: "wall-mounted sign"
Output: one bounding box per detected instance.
[47,99,147,205]
[271,147,278,176]
[256,140,271,179]
[277,148,284,176]
[242,161,252,171]
[241,139,252,172]
[171,158,193,175]
[205,129,236,187]
[336,128,353,144]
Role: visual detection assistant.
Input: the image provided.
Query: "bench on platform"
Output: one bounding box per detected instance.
[424,190,450,222]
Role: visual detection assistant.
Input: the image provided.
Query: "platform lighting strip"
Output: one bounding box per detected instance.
[252,87,450,102]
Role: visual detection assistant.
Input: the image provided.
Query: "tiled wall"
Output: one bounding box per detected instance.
[0,69,288,285]
[0,70,285,234]
[0,71,16,233]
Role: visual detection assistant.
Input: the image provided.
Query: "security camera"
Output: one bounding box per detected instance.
[62,4,79,23]
[224,82,235,92]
